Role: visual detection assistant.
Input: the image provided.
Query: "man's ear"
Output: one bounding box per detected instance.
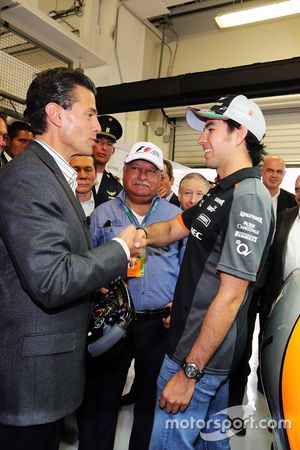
[45,102,63,127]
[236,124,248,145]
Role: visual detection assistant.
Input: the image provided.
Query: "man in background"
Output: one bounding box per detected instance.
[159,159,180,206]
[178,172,210,210]
[261,155,296,222]
[1,120,33,164]
[70,154,97,218]
[92,114,123,206]
[78,142,184,450]
[264,175,300,306]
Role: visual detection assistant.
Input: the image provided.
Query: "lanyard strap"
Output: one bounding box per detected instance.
[122,197,159,227]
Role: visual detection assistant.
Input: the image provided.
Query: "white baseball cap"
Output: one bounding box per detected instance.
[186,94,266,142]
[124,141,164,171]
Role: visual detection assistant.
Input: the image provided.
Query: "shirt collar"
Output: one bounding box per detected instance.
[3,150,12,162]
[34,139,77,195]
[217,167,261,191]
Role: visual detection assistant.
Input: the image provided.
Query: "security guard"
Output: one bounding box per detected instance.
[92,115,123,206]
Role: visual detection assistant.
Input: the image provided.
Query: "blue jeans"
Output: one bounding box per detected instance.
[149,355,230,450]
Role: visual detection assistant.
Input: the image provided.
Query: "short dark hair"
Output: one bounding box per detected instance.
[163,159,174,178]
[8,121,32,139]
[25,67,97,135]
[226,119,266,166]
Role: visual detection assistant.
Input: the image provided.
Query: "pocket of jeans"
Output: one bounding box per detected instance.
[198,373,228,396]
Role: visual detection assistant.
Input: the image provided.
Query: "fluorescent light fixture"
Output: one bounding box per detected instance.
[215,0,300,28]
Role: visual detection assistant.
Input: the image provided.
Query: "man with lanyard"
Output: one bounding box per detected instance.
[92,114,123,206]
[78,142,184,450]
[134,95,274,449]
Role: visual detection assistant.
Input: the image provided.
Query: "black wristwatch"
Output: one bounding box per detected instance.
[181,360,203,382]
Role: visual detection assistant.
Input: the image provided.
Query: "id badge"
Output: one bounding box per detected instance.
[127,252,145,277]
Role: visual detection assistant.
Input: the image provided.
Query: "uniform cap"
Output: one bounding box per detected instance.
[97,115,123,143]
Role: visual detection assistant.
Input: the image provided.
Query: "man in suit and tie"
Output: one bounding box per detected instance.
[0,68,139,450]
[92,114,123,207]
[264,175,300,315]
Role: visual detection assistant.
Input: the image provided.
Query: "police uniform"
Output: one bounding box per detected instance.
[93,170,122,207]
[93,115,123,207]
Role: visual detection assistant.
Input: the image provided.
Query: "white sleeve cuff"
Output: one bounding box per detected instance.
[112,237,130,260]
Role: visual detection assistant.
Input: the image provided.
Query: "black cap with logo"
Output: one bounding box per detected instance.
[96,115,123,143]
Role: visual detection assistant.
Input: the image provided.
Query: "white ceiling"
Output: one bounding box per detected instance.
[124,0,276,38]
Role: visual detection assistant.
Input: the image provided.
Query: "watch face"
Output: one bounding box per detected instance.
[185,362,199,379]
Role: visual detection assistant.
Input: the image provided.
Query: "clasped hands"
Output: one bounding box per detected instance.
[117,224,148,258]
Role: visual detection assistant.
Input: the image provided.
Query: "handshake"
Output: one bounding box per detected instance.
[117,224,149,258]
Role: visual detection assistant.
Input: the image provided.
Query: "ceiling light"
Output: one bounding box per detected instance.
[215,0,300,28]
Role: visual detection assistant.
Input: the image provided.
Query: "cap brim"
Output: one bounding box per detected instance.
[124,155,163,171]
[186,107,229,132]
[96,132,116,143]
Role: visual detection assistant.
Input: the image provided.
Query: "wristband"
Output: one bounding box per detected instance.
[136,227,148,239]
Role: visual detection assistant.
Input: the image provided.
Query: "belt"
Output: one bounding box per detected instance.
[135,307,167,319]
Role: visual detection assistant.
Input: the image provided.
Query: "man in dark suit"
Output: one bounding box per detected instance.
[258,155,297,354]
[263,174,300,316]
[92,115,123,206]
[159,159,180,207]
[0,68,139,450]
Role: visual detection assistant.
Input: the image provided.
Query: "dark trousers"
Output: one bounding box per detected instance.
[0,419,64,450]
[78,315,168,450]
[228,293,259,406]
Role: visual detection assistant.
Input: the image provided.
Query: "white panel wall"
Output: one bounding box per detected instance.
[173,108,300,167]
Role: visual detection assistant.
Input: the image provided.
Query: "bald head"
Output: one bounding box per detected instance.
[261,155,286,196]
[295,175,300,207]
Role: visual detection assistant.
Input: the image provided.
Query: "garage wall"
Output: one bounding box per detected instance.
[168,97,300,167]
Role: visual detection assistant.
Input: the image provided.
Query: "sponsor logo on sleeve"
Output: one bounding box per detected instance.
[214,197,225,206]
[236,240,252,256]
[191,226,203,240]
[207,205,218,213]
[234,231,257,243]
[237,220,259,235]
[196,213,211,227]
[240,211,263,224]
